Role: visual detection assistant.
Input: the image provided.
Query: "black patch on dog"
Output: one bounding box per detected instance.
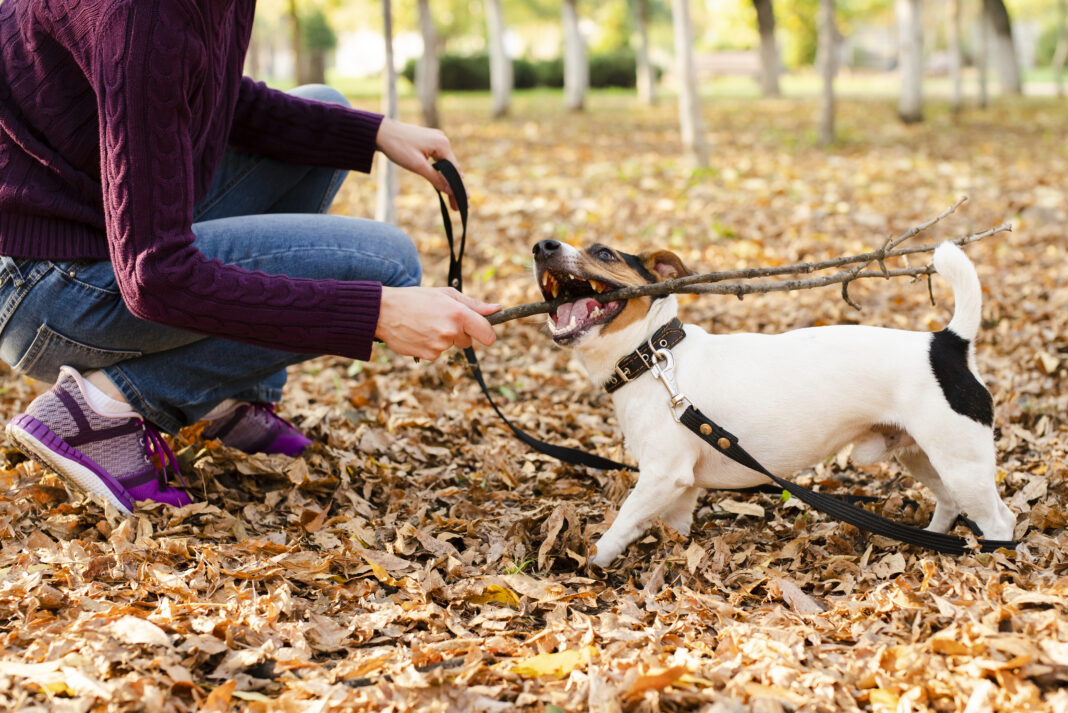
[929,329,993,426]
[620,251,668,299]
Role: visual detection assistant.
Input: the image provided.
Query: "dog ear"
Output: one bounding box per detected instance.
[641,250,690,281]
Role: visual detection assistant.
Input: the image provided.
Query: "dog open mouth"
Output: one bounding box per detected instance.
[538,269,624,342]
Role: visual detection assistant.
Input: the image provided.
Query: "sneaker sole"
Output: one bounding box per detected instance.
[6,414,135,516]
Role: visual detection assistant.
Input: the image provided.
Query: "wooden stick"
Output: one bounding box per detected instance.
[486,221,1011,325]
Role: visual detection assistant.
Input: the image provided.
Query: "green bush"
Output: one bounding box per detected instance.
[512,58,539,90]
[440,54,491,90]
[589,50,637,88]
[1035,23,1066,67]
[535,58,564,88]
[400,51,647,91]
[301,9,336,53]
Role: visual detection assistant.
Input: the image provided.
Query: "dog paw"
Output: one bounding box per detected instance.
[590,539,622,568]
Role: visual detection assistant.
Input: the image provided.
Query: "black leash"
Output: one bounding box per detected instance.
[677,406,1016,554]
[432,160,634,472]
[429,161,1016,555]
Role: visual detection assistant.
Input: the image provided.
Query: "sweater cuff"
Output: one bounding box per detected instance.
[328,280,383,360]
[323,106,384,175]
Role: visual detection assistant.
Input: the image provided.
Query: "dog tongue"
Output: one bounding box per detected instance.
[555,297,599,328]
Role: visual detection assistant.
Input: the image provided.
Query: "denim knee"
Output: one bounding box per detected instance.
[384,228,422,287]
[288,84,351,109]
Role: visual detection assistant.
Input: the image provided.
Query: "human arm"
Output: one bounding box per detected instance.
[229,78,383,174]
[93,1,382,360]
[231,80,464,207]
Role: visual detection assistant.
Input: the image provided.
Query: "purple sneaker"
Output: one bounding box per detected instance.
[5,367,191,515]
[202,403,311,457]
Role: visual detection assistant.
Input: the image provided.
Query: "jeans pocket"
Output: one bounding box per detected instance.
[53,259,121,296]
[13,323,142,382]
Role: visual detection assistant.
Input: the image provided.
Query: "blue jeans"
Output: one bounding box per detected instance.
[0,85,420,433]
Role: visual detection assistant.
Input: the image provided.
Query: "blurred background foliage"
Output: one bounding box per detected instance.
[247,0,1061,93]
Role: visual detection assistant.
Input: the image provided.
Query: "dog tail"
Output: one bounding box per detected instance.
[933,241,982,340]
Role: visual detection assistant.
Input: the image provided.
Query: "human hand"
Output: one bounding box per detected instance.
[375,286,500,360]
[375,118,464,210]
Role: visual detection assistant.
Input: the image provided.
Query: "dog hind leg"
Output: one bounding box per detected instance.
[908,429,1016,541]
[661,486,701,535]
[897,448,962,533]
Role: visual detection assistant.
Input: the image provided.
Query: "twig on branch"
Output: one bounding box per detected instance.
[486,205,1011,325]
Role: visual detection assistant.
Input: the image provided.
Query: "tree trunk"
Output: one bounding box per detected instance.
[287,0,305,85]
[977,5,990,108]
[983,0,1021,95]
[485,0,512,118]
[306,52,326,85]
[1053,0,1068,99]
[635,0,656,105]
[752,0,780,97]
[417,0,440,128]
[818,0,837,145]
[947,0,962,112]
[673,0,707,166]
[376,0,398,225]
[896,0,923,124]
[563,0,588,112]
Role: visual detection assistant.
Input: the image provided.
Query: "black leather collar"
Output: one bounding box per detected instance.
[603,318,686,393]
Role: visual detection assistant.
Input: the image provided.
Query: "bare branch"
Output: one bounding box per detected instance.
[486,216,1011,326]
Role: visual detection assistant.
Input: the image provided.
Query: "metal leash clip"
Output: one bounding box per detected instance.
[640,340,692,422]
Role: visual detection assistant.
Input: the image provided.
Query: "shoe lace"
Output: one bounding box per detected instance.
[138,420,188,493]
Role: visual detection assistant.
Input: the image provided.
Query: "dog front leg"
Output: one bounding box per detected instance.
[591,455,696,567]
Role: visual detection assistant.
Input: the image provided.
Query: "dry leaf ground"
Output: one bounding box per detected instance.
[1,92,1066,713]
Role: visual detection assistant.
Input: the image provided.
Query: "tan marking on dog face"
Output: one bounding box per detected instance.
[575,246,688,337]
[600,296,653,335]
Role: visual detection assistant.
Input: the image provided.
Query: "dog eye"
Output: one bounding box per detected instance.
[596,248,617,261]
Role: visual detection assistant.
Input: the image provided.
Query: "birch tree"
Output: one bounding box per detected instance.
[752,0,780,97]
[896,0,923,124]
[563,0,588,112]
[485,0,512,118]
[977,3,990,108]
[1052,0,1067,98]
[634,0,656,105]
[983,0,1021,95]
[376,0,398,224]
[672,0,708,166]
[947,0,962,112]
[818,0,838,145]
[416,0,440,128]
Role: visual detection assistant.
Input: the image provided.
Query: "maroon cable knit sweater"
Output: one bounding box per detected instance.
[0,0,388,360]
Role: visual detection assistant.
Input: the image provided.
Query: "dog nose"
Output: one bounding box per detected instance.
[533,239,561,258]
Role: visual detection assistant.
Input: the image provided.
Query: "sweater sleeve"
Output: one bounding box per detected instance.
[230,78,384,174]
[92,0,381,360]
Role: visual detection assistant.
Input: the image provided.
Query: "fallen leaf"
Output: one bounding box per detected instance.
[626,665,689,699]
[512,646,597,679]
[719,499,765,517]
[470,584,521,608]
[106,616,171,648]
[770,577,824,614]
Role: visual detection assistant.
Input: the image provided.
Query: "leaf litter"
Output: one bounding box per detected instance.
[1,95,1067,712]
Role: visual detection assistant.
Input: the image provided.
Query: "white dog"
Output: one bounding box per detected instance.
[531,239,1015,566]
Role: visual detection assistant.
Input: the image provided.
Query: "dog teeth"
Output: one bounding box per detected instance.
[589,280,607,293]
[542,273,558,298]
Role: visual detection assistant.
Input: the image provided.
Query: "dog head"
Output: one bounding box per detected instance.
[532,240,689,351]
